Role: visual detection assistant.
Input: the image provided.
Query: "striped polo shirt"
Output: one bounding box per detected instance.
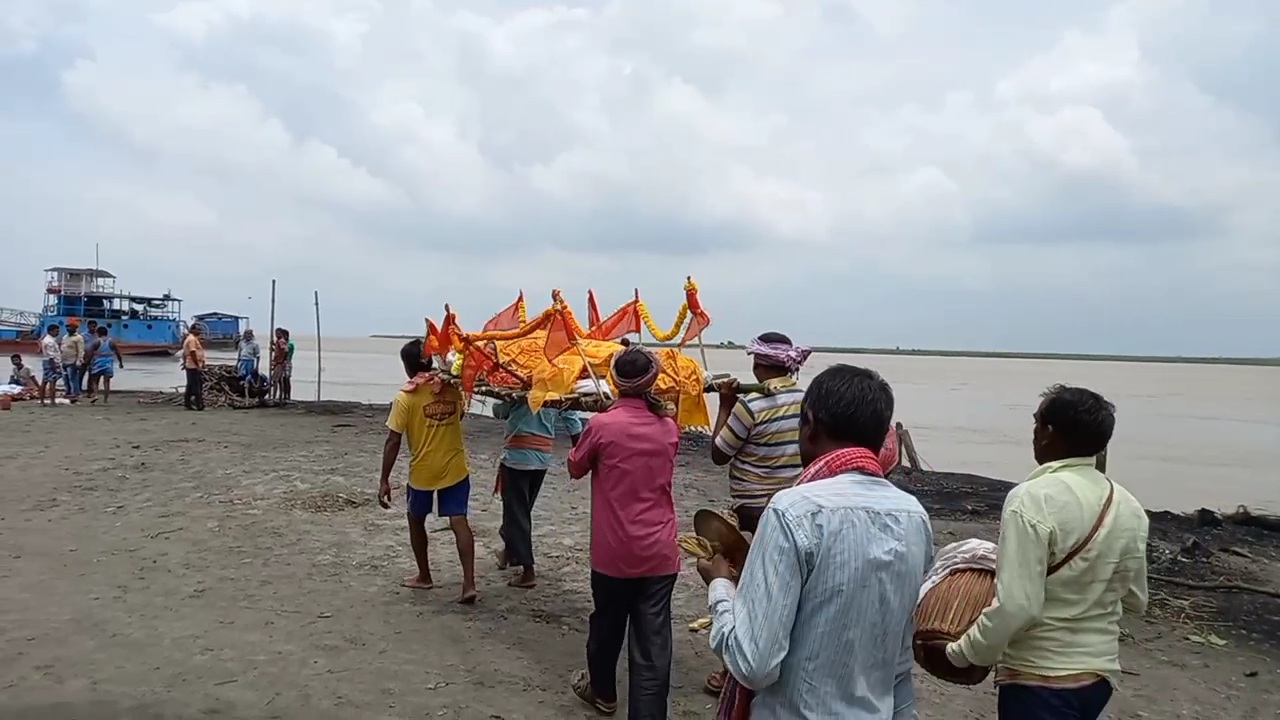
[713,377,805,508]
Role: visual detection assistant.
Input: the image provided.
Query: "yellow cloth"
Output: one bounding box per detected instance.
[946,457,1149,683]
[491,335,710,428]
[385,384,470,491]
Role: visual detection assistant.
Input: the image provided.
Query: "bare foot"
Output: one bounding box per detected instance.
[493,548,509,570]
[401,574,435,590]
[508,572,537,589]
[457,587,479,605]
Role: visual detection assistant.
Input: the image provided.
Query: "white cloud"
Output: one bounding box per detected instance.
[0,0,1277,355]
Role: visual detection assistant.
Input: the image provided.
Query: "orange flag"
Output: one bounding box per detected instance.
[679,279,711,346]
[425,318,445,358]
[458,341,492,394]
[587,298,642,341]
[586,290,602,328]
[543,306,577,361]
[483,291,525,333]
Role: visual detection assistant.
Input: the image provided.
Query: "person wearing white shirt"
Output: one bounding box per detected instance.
[38,323,63,407]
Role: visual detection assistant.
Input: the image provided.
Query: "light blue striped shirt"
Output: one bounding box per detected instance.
[708,471,934,719]
[500,401,585,471]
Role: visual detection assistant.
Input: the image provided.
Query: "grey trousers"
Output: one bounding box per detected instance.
[498,465,546,568]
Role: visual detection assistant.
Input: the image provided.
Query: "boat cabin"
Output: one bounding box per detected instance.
[191,312,247,343]
[42,267,183,322]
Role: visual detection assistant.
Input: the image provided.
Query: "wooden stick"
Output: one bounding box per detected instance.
[696,332,710,371]
[899,425,922,470]
[894,422,906,470]
[268,279,277,402]
[1150,574,1280,600]
[1095,447,1108,473]
[313,290,322,402]
[573,340,607,402]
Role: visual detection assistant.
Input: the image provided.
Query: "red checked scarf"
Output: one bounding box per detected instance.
[716,446,890,720]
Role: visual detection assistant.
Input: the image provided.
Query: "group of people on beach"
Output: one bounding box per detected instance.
[377,332,1150,720]
[179,324,296,410]
[8,320,124,405]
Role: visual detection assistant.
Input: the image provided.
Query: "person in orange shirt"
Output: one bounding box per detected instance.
[182,325,206,411]
[378,339,477,605]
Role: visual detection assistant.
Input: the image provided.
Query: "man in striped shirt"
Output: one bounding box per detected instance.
[711,332,811,533]
[700,364,932,719]
[705,331,810,696]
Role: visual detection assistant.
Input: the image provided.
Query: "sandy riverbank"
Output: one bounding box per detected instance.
[1,399,1277,719]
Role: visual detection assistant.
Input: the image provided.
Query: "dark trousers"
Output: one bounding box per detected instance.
[498,465,546,568]
[998,679,1113,720]
[587,571,676,720]
[732,504,765,534]
[184,368,205,409]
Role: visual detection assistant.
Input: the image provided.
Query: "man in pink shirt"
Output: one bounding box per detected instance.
[567,345,681,719]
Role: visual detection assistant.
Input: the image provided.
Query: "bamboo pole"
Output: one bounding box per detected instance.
[267,279,277,401]
[313,290,322,402]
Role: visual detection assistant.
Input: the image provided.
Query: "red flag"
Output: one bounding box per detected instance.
[458,342,492,394]
[679,278,711,346]
[586,290,602,328]
[483,291,525,333]
[543,306,577,361]
[587,299,642,341]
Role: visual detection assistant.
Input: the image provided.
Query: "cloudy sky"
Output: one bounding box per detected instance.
[2,0,1277,356]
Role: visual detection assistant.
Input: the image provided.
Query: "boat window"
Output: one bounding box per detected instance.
[123,323,130,329]
[147,323,153,330]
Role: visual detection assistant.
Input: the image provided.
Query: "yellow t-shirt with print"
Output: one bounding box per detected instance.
[386,384,470,491]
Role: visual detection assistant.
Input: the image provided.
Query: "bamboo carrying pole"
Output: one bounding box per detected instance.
[314,290,322,402]
[268,279,277,401]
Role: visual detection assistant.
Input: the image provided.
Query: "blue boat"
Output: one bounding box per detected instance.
[0,267,185,356]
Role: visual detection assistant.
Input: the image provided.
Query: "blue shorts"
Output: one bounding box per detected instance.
[406,477,471,519]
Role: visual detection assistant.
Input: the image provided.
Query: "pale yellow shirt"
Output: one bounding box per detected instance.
[947,457,1149,681]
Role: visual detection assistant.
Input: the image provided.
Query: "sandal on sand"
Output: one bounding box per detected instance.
[704,669,727,696]
[571,669,617,716]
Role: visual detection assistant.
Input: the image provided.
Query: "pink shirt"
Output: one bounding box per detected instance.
[568,397,681,578]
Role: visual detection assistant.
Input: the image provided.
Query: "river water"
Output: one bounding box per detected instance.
[19,337,1279,512]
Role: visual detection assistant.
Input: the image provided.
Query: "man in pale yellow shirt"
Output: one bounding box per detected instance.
[946,384,1148,720]
[378,339,477,605]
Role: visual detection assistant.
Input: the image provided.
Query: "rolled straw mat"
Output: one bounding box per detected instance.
[912,568,996,686]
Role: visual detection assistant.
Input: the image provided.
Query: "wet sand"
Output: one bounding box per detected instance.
[1,400,1277,719]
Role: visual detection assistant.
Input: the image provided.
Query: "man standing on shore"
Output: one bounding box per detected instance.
[182,324,206,411]
[38,323,62,407]
[61,322,85,404]
[85,325,123,404]
[701,364,932,719]
[945,384,1148,720]
[494,397,583,589]
[80,320,98,394]
[568,346,681,720]
[378,339,478,605]
[705,332,810,696]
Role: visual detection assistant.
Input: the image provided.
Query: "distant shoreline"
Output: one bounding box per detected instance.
[368,335,1280,367]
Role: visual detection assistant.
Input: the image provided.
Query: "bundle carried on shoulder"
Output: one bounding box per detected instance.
[912,539,997,686]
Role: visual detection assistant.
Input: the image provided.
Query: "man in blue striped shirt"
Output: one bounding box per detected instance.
[494,398,582,589]
[701,364,933,719]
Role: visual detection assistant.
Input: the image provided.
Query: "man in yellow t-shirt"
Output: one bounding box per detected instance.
[378,339,477,604]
